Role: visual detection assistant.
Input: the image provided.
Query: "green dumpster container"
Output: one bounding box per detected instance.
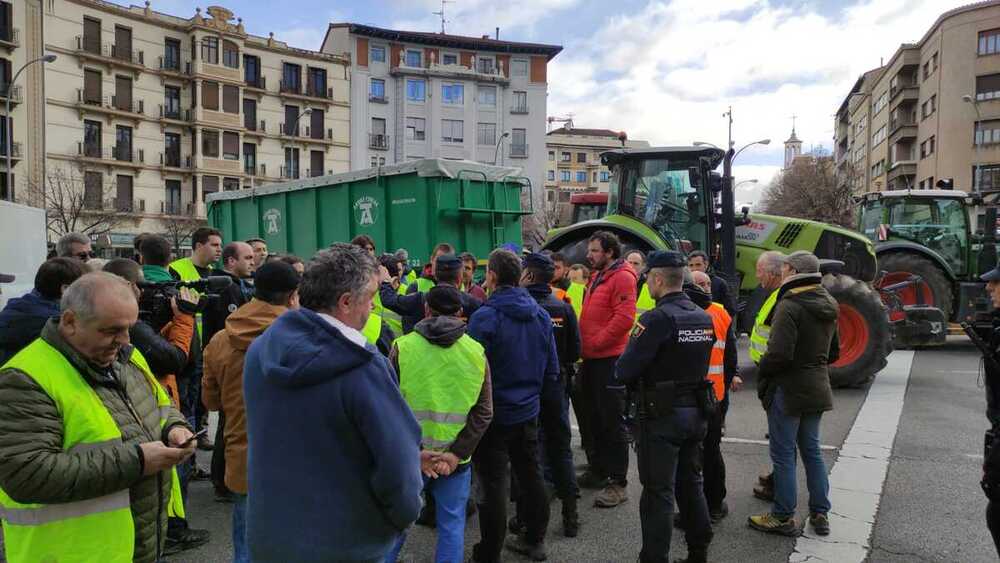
[206,159,531,268]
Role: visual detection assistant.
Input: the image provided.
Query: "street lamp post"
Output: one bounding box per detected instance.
[720,138,770,283]
[735,179,759,189]
[964,94,984,192]
[288,108,312,177]
[494,131,510,166]
[5,54,56,201]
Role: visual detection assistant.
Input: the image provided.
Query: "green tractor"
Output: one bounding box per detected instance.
[858,189,998,340]
[543,146,891,387]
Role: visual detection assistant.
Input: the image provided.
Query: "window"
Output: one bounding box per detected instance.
[980,29,1000,56]
[310,150,323,177]
[511,59,528,77]
[243,98,256,130]
[243,143,256,175]
[202,175,219,201]
[164,132,181,167]
[114,26,132,61]
[919,136,935,159]
[83,69,102,104]
[854,145,865,164]
[872,125,886,147]
[202,81,219,111]
[222,131,239,160]
[164,86,181,119]
[284,147,300,179]
[977,73,1000,101]
[600,171,610,182]
[83,17,101,55]
[202,129,219,157]
[222,85,239,114]
[370,45,385,63]
[284,105,299,135]
[442,119,463,143]
[370,117,387,149]
[477,56,495,74]
[478,85,496,106]
[201,37,218,64]
[918,176,936,190]
[577,152,586,163]
[476,122,496,145]
[932,52,938,72]
[855,119,866,137]
[922,61,930,81]
[84,171,103,209]
[308,68,327,98]
[243,54,261,87]
[220,177,237,192]
[512,91,527,113]
[405,50,422,67]
[371,117,386,136]
[310,108,324,140]
[406,117,425,140]
[976,164,1000,191]
[976,120,1000,146]
[511,128,526,156]
[164,180,182,214]
[442,53,458,65]
[115,75,132,111]
[548,151,555,161]
[575,171,586,183]
[406,79,425,102]
[370,78,386,101]
[921,94,936,119]
[163,38,181,71]
[560,170,570,182]
[282,63,301,93]
[547,170,555,181]
[83,119,101,157]
[559,191,571,203]
[871,159,885,178]
[442,83,464,104]
[115,125,132,161]
[222,40,239,69]
[560,152,570,162]
[873,91,888,115]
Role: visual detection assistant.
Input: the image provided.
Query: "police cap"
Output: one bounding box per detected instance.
[522,252,555,279]
[434,253,463,277]
[982,262,1000,282]
[646,250,687,270]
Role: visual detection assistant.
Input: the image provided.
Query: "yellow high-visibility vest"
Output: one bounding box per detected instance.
[168,257,210,341]
[566,282,585,320]
[749,289,779,365]
[635,283,656,320]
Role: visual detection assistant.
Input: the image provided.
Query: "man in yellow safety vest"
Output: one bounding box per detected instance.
[627,250,656,319]
[0,272,196,563]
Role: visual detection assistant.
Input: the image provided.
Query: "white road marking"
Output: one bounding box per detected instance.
[722,436,837,451]
[789,350,915,563]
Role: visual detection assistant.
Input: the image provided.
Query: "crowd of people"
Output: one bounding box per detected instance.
[0,227,845,563]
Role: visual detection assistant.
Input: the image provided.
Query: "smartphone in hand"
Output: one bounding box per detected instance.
[179,428,209,448]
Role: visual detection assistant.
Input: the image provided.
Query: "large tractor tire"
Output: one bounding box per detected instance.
[874,252,953,323]
[824,274,892,388]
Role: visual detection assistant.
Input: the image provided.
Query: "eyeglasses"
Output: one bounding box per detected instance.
[75,251,97,261]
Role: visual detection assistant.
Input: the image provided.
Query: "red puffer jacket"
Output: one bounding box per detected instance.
[580,259,637,359]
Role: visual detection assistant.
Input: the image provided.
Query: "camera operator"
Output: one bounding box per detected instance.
[203,242,255,346]
[102,258,212,555]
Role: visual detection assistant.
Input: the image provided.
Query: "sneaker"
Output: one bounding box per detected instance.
[508,516,527,536]
[673,549,708,563]
[809,512,830,536]
[196,435,214,451]
[747,513,800,536]
[752,483,774,502]
[163,527,211,555]
[577,470,607,490]
[710,501,729,524]
[506,537,547,561]
[594,484,628,508]
[758,472,773,487]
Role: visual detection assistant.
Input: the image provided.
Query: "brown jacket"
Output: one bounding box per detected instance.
[203,300,288,493]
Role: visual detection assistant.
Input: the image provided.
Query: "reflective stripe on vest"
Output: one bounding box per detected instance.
[706,302,732,401]
[0,340,183,562]
[362,312,383,346]
[636,283,655,319]
[396,332,485,463]
[566,283,585,320]
[749,289,779,364]
[169,257,208,342]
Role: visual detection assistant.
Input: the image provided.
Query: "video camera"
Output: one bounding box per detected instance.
[137,276,233,331]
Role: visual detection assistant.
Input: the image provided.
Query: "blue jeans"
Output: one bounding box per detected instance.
[768,388,831,518]
[232,493,249,563]
[387,464,471,563]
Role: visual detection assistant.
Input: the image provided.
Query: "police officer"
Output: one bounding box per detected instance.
[615,251,715,563]
[980,264,1000,556]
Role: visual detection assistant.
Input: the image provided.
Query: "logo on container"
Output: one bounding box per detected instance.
[354,196,379,226]
[263,208,281,235]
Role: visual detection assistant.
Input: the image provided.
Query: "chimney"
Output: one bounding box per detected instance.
[496,27,500,40]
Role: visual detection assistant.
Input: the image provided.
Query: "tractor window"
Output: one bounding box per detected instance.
[888,198,968,275]
[611,157,708,252]
[859,200,885,241]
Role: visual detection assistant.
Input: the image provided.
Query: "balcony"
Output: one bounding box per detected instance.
[304,83,332,100]
[390,57,510,85]
[279,80,302,95]
[159,152,191,170]
[158,105,191,122]
[280,122,303,138]
[0,141,22,160]
[74,37,145,74]
[0,84,22,105]
[244,119,266,137]
[888,119,917,143]
[369,133,389,150]
[76,142,144,168]
[889,85,919,108]
[279,124,333,142]
[161,201,198,216]
[279,80,334,103]
[76,90,146,123]
[112,145,144,163]
[887,160,917,184]
[279,166,300,180]
[369,93,388,104]
[157,56,191,77]
[508,143,529,159]
[114,198,146,213]
[245,75,266,91]
[510,103,529,115]
[0,27,18,51]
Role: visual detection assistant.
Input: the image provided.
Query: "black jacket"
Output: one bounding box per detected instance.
[380,281,481,334]
[202,270,254,347]
[130,321,187,378]
[711,274,737,317]
[525,283,580,371]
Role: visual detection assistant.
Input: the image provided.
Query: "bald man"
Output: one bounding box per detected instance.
[0,272,194,563]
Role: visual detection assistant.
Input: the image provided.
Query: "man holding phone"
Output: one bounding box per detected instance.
[0,272,196,563]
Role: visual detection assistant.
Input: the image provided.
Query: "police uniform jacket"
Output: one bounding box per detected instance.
[525,283,580,372]
[614,291,715,390]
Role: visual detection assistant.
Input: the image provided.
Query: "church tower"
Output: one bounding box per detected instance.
[784,116,803,169]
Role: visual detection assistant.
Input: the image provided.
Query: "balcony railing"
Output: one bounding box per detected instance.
[161,200,184,215]
[0,141,22,158]
[244,161,258,176]
[279,80,302,95]
[109,96,144,115]
[111,44,143,65]
[0,27,19,47]
[369,133,389,150]
[369,93,388,104]
[280,122,302,137]
[114,198,145,213]
[0,84,22,104]
[508,143,529,158]
[245,75,266,90]
[305,83,332,99]
[158,105,190,121]
[510,103,529,114]
[158,56,191,74]
[75,37,144,66]
[280,166,300,180]
[159,152,190,168]
[113,146,144,163]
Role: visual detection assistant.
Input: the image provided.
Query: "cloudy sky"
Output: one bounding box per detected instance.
[150,0,967,201]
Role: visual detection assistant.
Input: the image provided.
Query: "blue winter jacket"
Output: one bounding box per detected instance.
[0,290,60,365]
[468,286,560,425]
[243,308,424,562]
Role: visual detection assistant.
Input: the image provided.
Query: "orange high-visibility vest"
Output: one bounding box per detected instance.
[706,302,732,402]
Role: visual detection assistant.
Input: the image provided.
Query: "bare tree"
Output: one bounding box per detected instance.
[760,158,856,228]
[22,167,130,239]
[159,213,205,254]
[525,197,563,249]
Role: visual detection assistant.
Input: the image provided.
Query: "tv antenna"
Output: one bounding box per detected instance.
[432,0,453,34]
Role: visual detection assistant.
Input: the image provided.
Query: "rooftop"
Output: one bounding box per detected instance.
[547,127,623,138]
[327,23,563,60]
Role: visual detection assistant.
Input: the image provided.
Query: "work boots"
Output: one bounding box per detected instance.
[562,498,580,537]
[673,548,708,563]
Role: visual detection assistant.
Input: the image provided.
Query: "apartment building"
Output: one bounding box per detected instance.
[0,0,39,201]
[543,126,649,224]
[833,1,1000,194]
[321,23,561,223]
[32,1,349,252]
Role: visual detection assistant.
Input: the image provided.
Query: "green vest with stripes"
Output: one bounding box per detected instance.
[396,331,485,464]
[566,282,585,320]
[635,283,656,319]
[0,340,184,563]
[168,257,209,341]
[749,289,779,365]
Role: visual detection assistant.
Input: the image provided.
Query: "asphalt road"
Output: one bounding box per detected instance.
[170,338,997,563]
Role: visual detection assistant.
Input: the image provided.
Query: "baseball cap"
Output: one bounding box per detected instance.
[646,250,686,270]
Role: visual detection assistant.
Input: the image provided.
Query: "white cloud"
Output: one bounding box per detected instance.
[549,0,962,167]
[389,0,578,38]
[266,10,346,51]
